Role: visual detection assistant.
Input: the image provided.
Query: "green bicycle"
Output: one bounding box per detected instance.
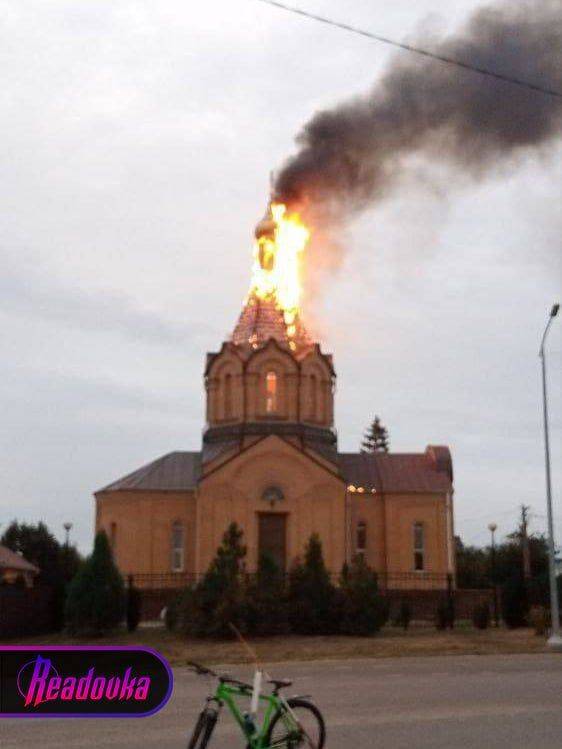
[186,661,326,749]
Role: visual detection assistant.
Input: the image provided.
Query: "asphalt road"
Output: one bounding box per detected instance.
[2,653,561,748]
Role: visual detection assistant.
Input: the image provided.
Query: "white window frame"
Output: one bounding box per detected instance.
[171,521,184,572]
[356,520,367,558]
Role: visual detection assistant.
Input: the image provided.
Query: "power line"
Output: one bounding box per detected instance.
[255,0,562,99]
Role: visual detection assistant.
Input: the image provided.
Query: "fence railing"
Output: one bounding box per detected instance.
[127,570,453,591]
[378,572,452,591]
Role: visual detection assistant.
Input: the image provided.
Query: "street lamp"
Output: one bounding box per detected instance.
[488,522,499,627]
[539,303,561,650]
[63,522,73,547]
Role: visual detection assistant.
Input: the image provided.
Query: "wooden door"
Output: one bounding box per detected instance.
[258,514,287,572]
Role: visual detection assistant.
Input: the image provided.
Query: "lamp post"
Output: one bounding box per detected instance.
[63,522,73,548]
[539,303,561,649]
[488,522,499,627]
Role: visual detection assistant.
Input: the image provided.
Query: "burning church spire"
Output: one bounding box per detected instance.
[232,202,313,353]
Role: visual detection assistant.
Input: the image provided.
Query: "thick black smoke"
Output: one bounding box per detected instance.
[272,1,562,223]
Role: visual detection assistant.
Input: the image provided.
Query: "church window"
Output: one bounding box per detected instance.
[413,522,425,571]
[109,522,117,553]
[309,374,318,420]
[171,521,184,572]
[224,373,233,418]
[266,371,277,413]
[356,521,367,558]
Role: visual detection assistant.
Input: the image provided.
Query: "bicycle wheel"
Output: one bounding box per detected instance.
[187,707,219,749]
[265,697,326,749]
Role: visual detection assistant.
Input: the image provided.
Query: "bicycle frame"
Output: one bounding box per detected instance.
[209,681,292,749]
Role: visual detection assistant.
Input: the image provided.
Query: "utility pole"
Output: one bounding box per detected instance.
[520,505,532,581]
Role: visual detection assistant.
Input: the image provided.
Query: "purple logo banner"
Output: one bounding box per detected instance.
[0,646,173,718]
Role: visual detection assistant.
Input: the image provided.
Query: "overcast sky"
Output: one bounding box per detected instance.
[1,0,560,554]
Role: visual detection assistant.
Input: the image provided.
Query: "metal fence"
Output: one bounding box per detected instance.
[128,570,452,591]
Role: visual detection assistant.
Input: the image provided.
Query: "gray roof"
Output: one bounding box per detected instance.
[96,451,201,493]
[97,445,451,495]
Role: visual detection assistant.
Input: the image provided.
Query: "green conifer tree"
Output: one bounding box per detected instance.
[339,556,386,635]
[288,534,336,634]
[186,522,247,638]
[65,531,125,635]
[245,552,289,636]
[361,416,390,453]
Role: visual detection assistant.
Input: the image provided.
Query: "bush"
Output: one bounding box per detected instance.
[394,600,412,630]
[501,575,529,628]
[339,556,386,636]
[165,586,195,631]
[288,535,337,635]
[435,597,455,630]
[245,554,289,636]
[126,577,142,633]
[529,605,549,636]
[472,602,491,630]
[65,531,125,635]
[184,523,247,638]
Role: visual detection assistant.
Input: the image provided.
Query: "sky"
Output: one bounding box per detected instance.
[1,0,560,554]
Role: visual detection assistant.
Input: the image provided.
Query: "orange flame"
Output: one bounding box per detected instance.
[248,203,310,324]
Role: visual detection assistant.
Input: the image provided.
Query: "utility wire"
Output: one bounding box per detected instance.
[255,0,562,99]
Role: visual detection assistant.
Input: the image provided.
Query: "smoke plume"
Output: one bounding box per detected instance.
[272,1,562,225]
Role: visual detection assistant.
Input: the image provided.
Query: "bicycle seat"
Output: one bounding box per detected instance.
[268,678,293,691]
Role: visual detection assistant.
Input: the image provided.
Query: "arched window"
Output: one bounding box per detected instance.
[224,373,233,419]
[356,521,367,558]
[309,374,318,420]
[265,371,277,413]
[413,522,425,571]
[171,521,184,572]
[109,522,117,553]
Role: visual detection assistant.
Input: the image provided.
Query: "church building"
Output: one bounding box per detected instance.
[95,295,455,590]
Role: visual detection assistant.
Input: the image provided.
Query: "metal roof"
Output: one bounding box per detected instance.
[97,445,451,495]
[339,448,452,493]
[96,451,201,493]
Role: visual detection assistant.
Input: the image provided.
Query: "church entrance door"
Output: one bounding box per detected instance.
[258,513,287,572]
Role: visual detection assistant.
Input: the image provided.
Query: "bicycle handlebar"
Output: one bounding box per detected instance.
[187,661,253,690]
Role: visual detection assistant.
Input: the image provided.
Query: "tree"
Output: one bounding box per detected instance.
[1,520,82,630]
[65,531,125,635]
[501,574,529,628]
[454,537,489,589]
[1,520,81,587]
[245,553,289,636]
[361,416,390,453]
[339,556,386,636]
[184,523,248,638]
[288,534,337,635]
